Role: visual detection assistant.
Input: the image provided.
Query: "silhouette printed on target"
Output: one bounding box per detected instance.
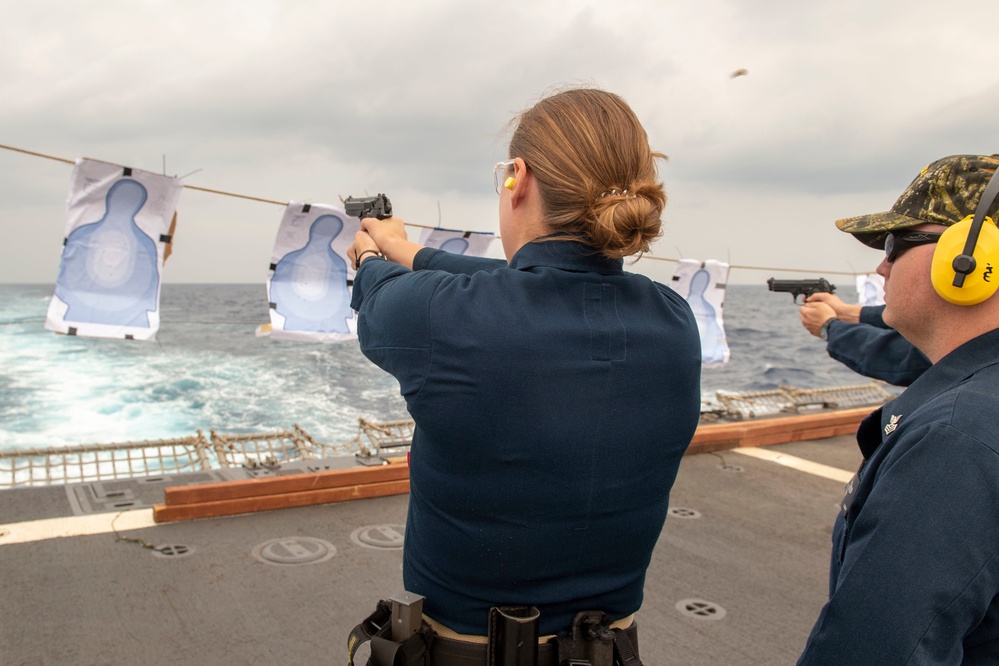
[270,214,353,333]
[55,179,160,328]
[687,269,728,364]
[862,280,880,306]
[438,237,470,255]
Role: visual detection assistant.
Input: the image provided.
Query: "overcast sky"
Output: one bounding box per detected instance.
[3,0,999,286]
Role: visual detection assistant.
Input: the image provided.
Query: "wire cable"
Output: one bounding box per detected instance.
[1,143,867,277]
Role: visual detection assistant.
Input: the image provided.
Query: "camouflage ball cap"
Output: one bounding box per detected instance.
[836,154,999,248]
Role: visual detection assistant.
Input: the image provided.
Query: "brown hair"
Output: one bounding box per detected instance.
[508,88,667,259]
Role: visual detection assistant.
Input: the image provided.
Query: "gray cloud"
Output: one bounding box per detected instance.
[3,0,999,283]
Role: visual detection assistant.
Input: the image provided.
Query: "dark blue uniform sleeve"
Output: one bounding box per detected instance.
[349,258,447,400]
[349,251,504,400]
[825,319,930,386]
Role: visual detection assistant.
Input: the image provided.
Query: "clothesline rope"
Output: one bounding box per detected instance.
[1,143,864,276]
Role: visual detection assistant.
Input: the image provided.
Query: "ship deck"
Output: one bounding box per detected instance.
[0,434,862,665]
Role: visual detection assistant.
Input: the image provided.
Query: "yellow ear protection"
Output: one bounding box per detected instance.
[930,168,999,305]
[503,176,516,190]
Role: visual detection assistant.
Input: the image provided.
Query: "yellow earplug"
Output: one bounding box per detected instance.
[504,176,516,190]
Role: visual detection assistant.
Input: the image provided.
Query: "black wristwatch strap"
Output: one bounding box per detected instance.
[355,249,384,270]
[819,317,838,341]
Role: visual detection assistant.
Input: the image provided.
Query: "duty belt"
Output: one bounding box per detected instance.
[430,617,641,666]
[348,594,643,666]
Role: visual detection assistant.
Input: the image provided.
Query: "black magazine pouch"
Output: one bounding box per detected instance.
[487,606,540,666]
[555,611,643,666]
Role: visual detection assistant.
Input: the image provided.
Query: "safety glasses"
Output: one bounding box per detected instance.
[493,159,515,194]
[884,231,943,263]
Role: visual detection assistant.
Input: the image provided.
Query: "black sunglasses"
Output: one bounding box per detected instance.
[884,231,944,263]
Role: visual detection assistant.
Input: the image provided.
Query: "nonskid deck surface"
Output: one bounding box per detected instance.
[0,436,862,665]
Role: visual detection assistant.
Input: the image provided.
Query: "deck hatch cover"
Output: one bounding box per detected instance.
[153,544,194,559]
[667,507,702,519]
[66,472,226,515]
[350,524,406,550]
[252,537,337,566]
[676,599,727,620]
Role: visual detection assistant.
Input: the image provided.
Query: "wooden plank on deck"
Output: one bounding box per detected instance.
[164,463,409,505]
[153,479,411,523]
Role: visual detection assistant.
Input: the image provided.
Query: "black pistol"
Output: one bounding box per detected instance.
[767,277,836,304]
[344,193,393,220]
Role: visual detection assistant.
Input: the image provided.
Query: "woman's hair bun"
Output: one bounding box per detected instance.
[588,181,666,259]
[508,88,668,259]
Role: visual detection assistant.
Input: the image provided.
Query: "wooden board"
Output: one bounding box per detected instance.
[153,479,410,523]
[686,406,869,455]
[163,463,409,505]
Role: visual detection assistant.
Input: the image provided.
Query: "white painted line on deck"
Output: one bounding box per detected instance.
[0,508,156,546]
[731,447,854,483]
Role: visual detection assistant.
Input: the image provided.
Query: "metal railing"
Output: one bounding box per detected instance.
[1,383,892,488]
[0,425,354,489]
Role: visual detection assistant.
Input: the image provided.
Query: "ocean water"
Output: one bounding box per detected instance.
[0,283,871,452]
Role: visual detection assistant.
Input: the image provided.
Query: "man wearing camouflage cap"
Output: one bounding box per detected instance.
[798,154,999,665]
